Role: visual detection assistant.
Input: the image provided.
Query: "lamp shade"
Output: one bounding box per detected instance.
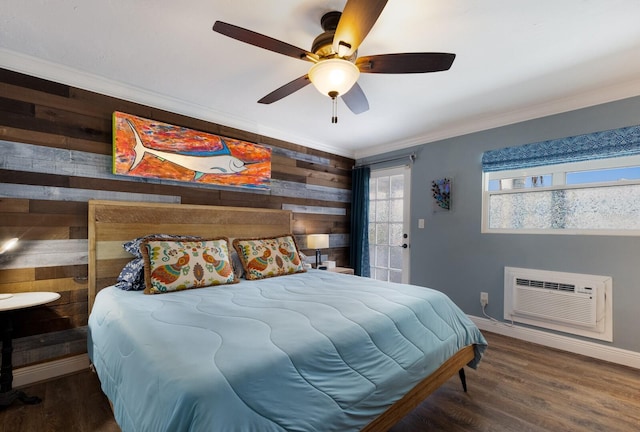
[0,237,18,255]
[308,59,360,97]
[307,234,329,250]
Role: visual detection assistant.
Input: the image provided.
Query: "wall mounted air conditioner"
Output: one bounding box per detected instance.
[504,267,612,342]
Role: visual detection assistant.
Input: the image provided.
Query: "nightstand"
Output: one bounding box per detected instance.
[329,267,355,275]
[0,291,61,407]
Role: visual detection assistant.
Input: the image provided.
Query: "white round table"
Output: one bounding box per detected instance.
[0,292,60,312]
[0,292,61,407]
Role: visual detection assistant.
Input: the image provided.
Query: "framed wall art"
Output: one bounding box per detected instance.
[431,177,451,212]
[112,112,271,190]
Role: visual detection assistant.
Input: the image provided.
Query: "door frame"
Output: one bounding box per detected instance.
[369,165,411,284]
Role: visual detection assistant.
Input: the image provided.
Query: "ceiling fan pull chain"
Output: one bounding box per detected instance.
[330,91,338,123]
[332,97,338,123]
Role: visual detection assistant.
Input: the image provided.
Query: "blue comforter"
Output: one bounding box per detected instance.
[88,270,487,431]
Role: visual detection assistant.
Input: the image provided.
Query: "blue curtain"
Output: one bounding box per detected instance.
[349,166,370,277]
[482,124,640,172]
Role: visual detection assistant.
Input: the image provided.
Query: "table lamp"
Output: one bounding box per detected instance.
[0,238,18,300]
[306,234,329,269]
[0,238,18,255]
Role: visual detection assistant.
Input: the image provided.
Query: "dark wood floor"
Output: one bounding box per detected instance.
[1,332,639,431]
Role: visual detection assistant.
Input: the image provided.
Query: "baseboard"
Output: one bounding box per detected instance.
[13,354,90,388]
[470,315,640,369]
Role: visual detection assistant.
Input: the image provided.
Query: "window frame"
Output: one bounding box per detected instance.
[482,154,640,236]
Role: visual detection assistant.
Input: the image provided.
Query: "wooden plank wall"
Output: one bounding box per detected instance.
[0,68,354,369]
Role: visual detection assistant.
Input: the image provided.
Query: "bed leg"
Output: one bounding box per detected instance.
[458,368,467,392]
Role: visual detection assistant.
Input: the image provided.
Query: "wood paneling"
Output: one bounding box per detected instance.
[0,68,354,370]
[0,69,71,97]
[0,140,352,203]
[0,278,86,294]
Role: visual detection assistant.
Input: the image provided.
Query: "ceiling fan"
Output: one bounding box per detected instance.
[213,0,455,123]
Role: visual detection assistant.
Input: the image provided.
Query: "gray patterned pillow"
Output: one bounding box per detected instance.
[115,258,146,291]
[230,250,245,280]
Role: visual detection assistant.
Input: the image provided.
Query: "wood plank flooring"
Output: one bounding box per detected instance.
[1,332,638,431]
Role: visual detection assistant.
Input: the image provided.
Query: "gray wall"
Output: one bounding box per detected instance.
[359,95,640,353]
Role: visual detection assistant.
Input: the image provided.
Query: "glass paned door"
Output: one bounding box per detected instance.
[368,166,411,283]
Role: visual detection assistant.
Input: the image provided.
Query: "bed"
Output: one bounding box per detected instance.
[87,200,487,432]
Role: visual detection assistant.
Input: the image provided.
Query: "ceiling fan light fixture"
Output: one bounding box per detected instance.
[308,58,360,98]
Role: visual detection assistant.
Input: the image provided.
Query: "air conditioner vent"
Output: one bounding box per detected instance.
[516,278,575,292]
[505,267,612,342]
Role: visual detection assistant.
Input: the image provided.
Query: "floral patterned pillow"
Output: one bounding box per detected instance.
[124,234,202,258]
[233,234,305,280]
[115,234,203,291]
[141,237,237,294]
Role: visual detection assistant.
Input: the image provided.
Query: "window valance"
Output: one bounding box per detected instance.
[481,124,640,172]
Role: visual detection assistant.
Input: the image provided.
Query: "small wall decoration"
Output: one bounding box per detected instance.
[431,177,451,211]
[113,112,271,190]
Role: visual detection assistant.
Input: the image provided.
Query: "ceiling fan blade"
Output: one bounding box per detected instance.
[332,0,388,57]
[341,82,369,114]
[258,75,311,104]
[213,21,315,62]
[356,53,456,74]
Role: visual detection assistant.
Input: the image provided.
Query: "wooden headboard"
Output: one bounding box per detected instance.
[88,200,293,311]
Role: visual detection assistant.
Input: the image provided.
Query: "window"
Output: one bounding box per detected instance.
[482,124,640,235]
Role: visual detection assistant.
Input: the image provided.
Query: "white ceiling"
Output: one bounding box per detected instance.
[2,0,640,159]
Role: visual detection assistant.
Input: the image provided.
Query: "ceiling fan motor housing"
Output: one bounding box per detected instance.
[312,31,335,57]
[321,11,341,31]
[312,11,356,59]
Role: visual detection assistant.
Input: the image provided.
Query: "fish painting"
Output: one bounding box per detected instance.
[112,112,272,189]
[126,119,246,180]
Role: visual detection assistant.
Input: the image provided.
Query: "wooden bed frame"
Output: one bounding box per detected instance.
[87,199,476,432]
